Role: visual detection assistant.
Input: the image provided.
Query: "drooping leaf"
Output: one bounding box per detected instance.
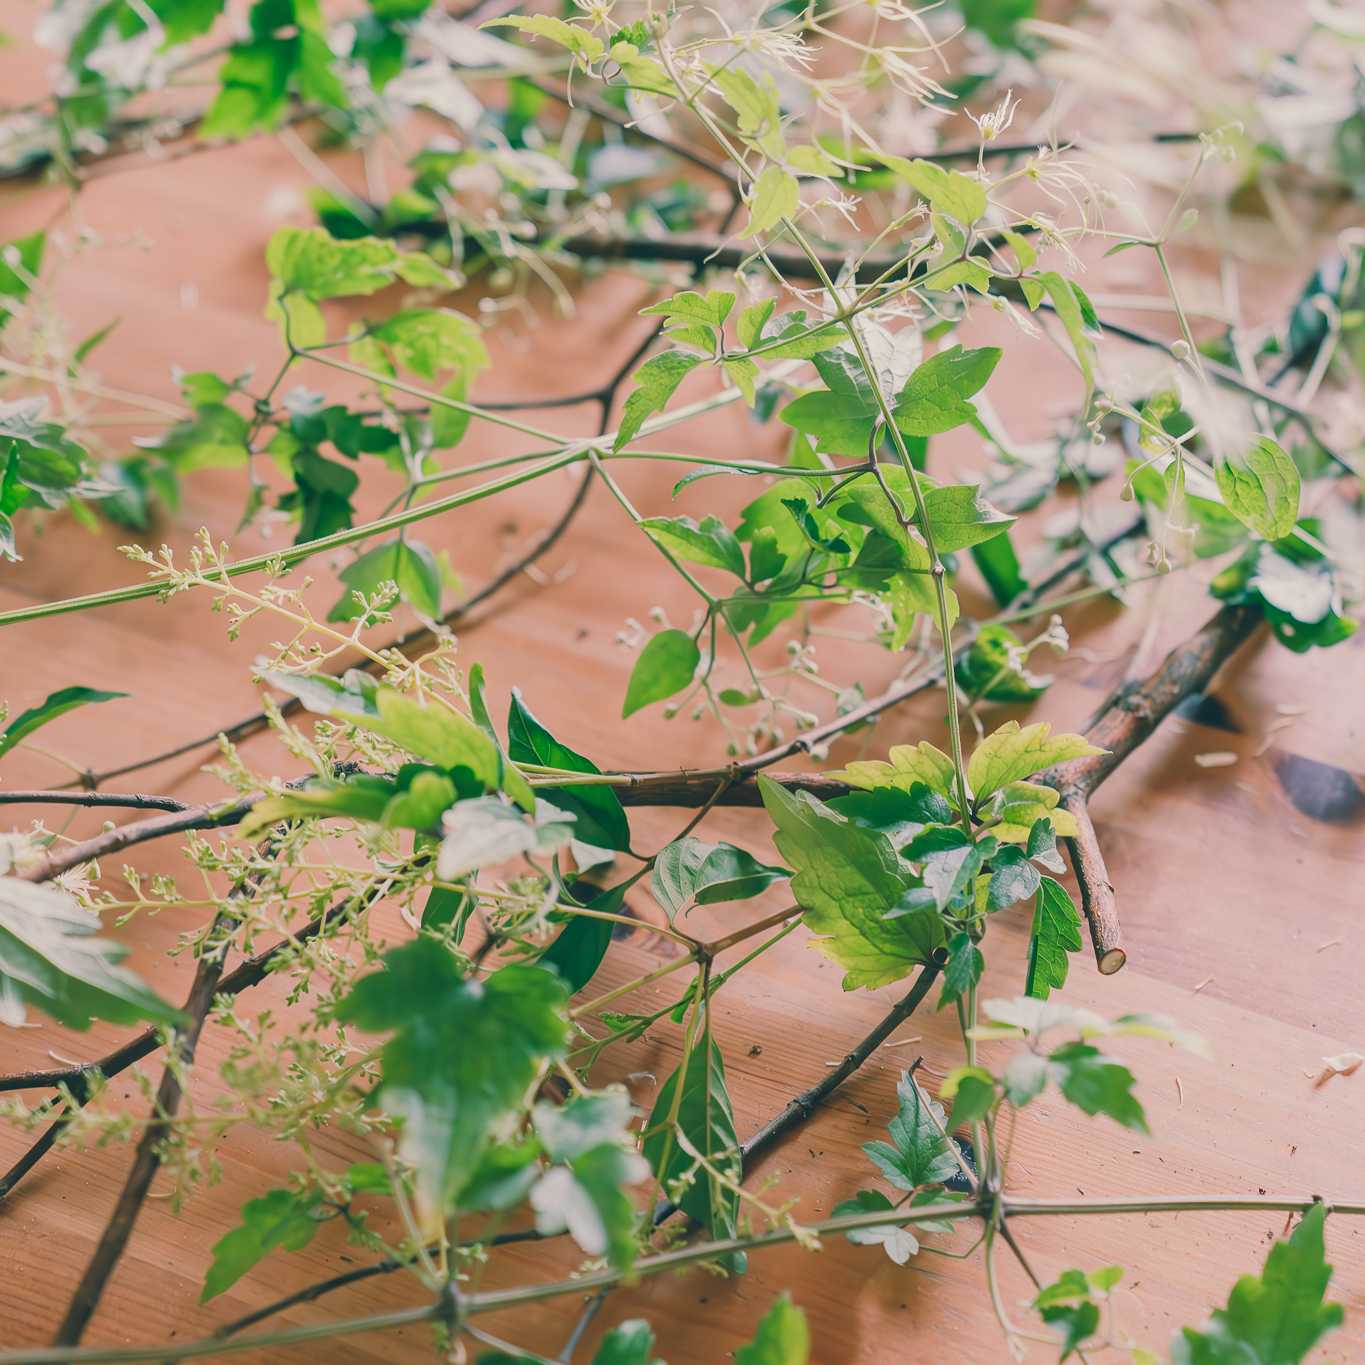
[201,1187,324,1302]
[336,942,568,1215]
[0,878,183,1032]
[1173,1203,1343,1365]
[508,689,630,851]
[0,685,128,762]
[641,1035,743,1268]
[651,837,790,920]
[759,778,943,990]
[621,629,700,718]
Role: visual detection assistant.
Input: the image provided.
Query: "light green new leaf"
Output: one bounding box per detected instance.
[1025,876,1083,1000]
[1035,272,1097,407]
[880,156,988,225]
[832,740,957,799]
[1215,438,1301,542]
[482,15,604,62]
[1173,1203,1343,1365]
[967,721,1103,801]
[365,309,488,382]
[336,941,568,1216]
[614,351,704,451]
[0,878,183,1031]
[0,685,127,762]
[201,1188,324,1302]
[736,1294,810,1365]
[640,514,746,577]
[746,165,799,237]
[640,289,735,329]
[622,629,700,717]
[760,777,943,989]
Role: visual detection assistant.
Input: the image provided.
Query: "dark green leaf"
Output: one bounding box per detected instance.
[0,685,127,762]
[651,837,789,919]
[862,1071,957,1191]
[938,931,983,1008]
[1048,1042,1147,1133]
[1025,876,1082,1000]
[201,1187,324,1302]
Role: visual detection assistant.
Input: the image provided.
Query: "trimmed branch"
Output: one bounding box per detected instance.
[1042,601,1264,972]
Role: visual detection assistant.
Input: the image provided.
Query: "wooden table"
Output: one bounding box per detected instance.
[1,39,1362,1365]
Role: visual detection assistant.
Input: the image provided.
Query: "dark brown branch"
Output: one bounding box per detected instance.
[0,791,189,812]
[1056,789,1123,975]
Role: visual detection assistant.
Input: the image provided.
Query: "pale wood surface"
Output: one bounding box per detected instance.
[1,29,1364,1365]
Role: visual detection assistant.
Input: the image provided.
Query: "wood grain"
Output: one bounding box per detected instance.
[0,22,1363,1365]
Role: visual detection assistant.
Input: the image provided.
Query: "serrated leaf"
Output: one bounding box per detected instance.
[880,156,987,225]
[968,721,1103,801]
[759,777,943,990]
[863,1071,958,1191]
[336,942,568,1217]
[622,629,700,717]
[939,930,984,1008]
[1173,1203,1343,1365]
[893,346,1002,438]
[201,1187,324,1302]
[1025,876,1082,1000]
[832,1189,920,1263]
[328,538,442,621]
[0,879,184,1032]
[831,741,957,799]
[614,351,704,451]
[1048,1042,1147,1132]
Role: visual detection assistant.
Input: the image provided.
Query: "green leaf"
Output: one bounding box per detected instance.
[1215,438,1301,542]
[939,930,983,1008]
[0,231,45,332]
[0,878,183,1031]
[893,346,1002,437]
[591,1320,663,1365]
[531,1091,646,1270]
[967,721,1103,801]
[862,1071,957,1191]
[971,531,1026,607]
[831,740,956,800]
[832,1189,921,1263]
[1048,1042,1147,1132]
[759,777,943,990]
[436,796,574,880]
[916,484,1014,552]
[508,689,630,851]
[746,165,799,237]
[941,1065,997,1129]
[328,538,442,621]
[365,308,488,383]
[642,1035,743,1266]
[0,685,127,762]
[201,1187,324,1302]
[640,289,735,329]
[482,14,605,62]
[982,780,1078,844]
[956,623,1049,702]
[880,156,987,225]
[651,838,790,920]
[540,881,625,993]
[1173,1203,1343,1365]
[1034,272,1097,408]
[261,670,533,811]
[336,942,568,1215]
[735,1294,810,1365]
[987,846,1042,910]
[622,629,700,717]
[1025,876,1083,1000]
[640,514,746,577]
[614,351,703,451]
